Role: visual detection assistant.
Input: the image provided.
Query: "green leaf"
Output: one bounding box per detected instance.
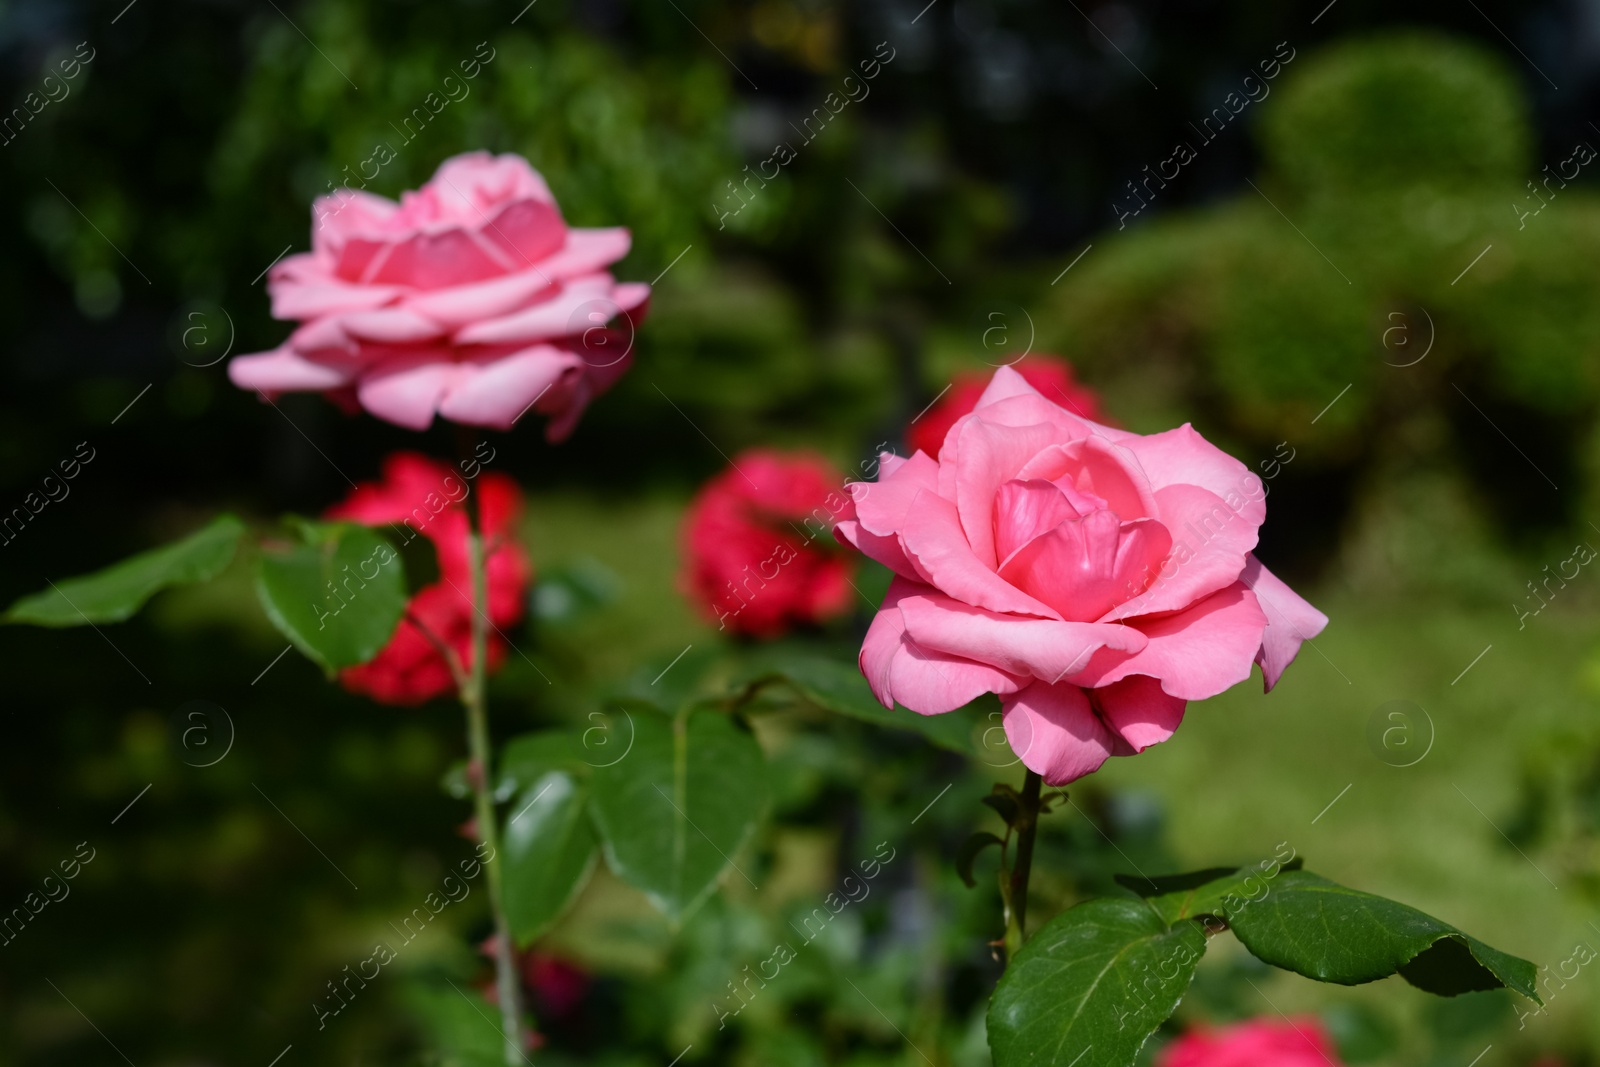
[401,976,508,1067]
[736,645,973,752]
[982,786,1022,827]
[4,514,244,626]
[1222,869,1540,1001]
[957,831,1004,889]
[255,520,407,671]
[988,898,1207,1067]
[495,730,587,800]
[502,770,599,945]
[1129,859,1304,924]
[589,705,767,920]
[530,557,620,624]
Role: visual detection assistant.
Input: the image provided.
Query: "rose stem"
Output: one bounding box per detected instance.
[1003,769,1044,963]
[458,432,527,1063]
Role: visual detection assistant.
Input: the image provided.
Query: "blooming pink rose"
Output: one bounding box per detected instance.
[908,356,1114,459]
[229,152,650,438]
[1157,1017,1343,1067]
[681,449,856,637]
[836,366,1327,785]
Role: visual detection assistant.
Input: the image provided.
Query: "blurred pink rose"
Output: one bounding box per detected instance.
[229,152,649,438]
[1157,1017,1343,1067]
[836,366,1327,785]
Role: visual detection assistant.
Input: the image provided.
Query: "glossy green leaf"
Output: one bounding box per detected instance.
[502,770,598,945]
[495,730,587,800]
[255,520,406,671]
[737,645,973,752]
[1129,859,1304,925]
[988,898,1207,1067]
[4,514,244,626]
[589,706,767,920]
[1226,869,1541,1000]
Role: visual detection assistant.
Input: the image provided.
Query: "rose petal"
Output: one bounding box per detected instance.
[1094,675,1187,752]
[356,357,470,430]
[1072,583,1267,700]
[454,274,645,346]
[340,308,449,344]
[1241,555,1329,690]
[898,589,1146,683]
[899,490,1062,619]
[1000,512,1172,623]
[850,450,941,537]
[860,577,1024,714]
[269,269,405,322]
[1120,423,1267,526]
[1002,681,1123,785]
[953,417,1070,568]
[436,346,586,430]
[228,348,353,393]
[536,227,633,279]
[1106,482,1260,621]
[479,196,568,268]
[402,268,558,329]
[1042,435,1161,522]
[992,479,1081,562]
[364,227,513,289]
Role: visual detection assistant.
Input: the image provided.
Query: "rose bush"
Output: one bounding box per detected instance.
[682,448,855,636]
[838,365,1327,784]
[908,355,1113,458]
[229,152,650,437]
[1156,1018,1343,1067]
[326,452,532,704]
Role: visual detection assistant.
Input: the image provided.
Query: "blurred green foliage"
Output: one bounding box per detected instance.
[1041,32,1600,576]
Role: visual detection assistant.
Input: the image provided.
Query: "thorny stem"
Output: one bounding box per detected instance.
[458,435,527,1064]
[1002,769,1044,963]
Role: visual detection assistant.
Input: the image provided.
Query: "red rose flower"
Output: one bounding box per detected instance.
[1157,1017,1342,1067]
[908,356,1112,459]
[325,452,532,704]
[681,449,855,637]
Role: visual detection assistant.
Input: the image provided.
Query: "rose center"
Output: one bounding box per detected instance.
[992,477,1171,622]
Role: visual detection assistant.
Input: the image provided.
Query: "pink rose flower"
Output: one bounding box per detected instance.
[1157,1017,1343,1067]
[836,366,1327,785]
[229,152,650,438]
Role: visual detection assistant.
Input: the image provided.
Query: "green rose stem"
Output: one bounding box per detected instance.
[457,444,528,1064]
[1001,769,1044,962]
